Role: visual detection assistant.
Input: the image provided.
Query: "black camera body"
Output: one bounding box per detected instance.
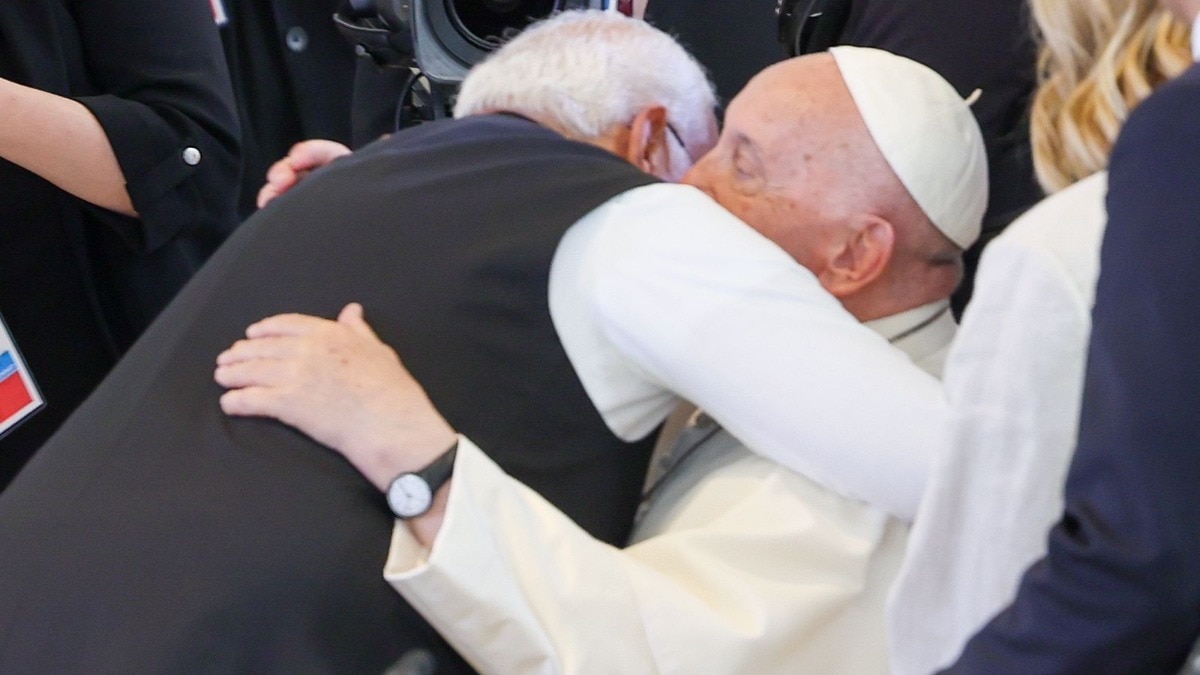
[339,0,612,85]
[775,0,852,56]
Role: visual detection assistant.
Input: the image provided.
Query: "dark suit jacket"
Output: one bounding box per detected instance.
[0,114,656,673]
[0,0,240,488]
[945,62,1200,674]
[219,0,358,217]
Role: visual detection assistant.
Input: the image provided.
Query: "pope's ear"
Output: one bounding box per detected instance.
[817,216,895,297]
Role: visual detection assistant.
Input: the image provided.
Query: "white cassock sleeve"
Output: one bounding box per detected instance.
[387,437,906,675]
[886,174,1107,675]
[549,183,946,521]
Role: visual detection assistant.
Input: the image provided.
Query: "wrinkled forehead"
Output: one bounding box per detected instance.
[723,57,867,158]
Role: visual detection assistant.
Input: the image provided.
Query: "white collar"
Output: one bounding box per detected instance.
[1193,14,1200,60]
[864,300,956,377]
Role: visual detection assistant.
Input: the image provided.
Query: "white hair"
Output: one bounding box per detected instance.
[453,10,715,145]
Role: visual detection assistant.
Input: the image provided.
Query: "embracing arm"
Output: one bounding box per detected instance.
[215,303,902,674]
[386,437,899,675]
[570,185,945,519]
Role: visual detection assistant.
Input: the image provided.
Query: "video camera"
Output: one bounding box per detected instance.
[337,0,624,86]
[775,0,852,56]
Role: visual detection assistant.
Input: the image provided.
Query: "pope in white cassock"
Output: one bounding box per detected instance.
[214,12,988,674]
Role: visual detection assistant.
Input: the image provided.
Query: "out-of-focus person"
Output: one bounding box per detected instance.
[0,0,240,489]
[887,2,1191,673]
[940,0,1200,671]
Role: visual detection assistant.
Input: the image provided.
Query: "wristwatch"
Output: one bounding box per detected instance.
[386,440,458,519]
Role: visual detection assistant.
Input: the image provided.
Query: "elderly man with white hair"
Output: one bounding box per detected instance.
[212,11,988,675]
[0,11,714,673]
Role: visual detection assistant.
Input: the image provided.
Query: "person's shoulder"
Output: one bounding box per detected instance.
[999,172,1108,250]
[596,183,749,234]
[1113,64,1200,159]
[1130,63,1200,121]
[605,182,723,210]
[982,172,1107,301]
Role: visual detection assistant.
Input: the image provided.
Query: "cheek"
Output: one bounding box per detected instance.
[681,162,711,193]
[739,202,828,272]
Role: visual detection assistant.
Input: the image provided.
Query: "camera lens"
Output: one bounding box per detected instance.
[447,0,558,49]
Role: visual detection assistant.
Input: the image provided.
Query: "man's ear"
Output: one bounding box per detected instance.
[624,105,671,175]
[817,216,895,298]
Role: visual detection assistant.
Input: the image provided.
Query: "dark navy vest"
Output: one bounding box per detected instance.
[0,115,659,673]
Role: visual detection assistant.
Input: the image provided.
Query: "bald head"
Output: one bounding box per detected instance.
[684,51,983,321]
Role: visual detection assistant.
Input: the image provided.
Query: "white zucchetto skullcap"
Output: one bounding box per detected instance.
[828,46,988,250]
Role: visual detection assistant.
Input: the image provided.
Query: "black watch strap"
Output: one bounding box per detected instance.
[418,439,458,494]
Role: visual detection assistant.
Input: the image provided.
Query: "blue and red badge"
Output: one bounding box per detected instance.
[0,315,43,439]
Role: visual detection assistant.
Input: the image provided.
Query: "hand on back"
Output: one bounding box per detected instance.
[214,303,456,490]
[255,139,353,209]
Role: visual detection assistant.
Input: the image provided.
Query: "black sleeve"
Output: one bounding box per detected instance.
[945,67,1200,674]
[69,0,241,252]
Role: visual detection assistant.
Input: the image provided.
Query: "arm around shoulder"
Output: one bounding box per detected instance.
[388,436,900,674]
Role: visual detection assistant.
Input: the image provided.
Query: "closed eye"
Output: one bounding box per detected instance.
[732,135,766,193]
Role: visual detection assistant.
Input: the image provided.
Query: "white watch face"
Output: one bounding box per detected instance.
[387,474,434,518]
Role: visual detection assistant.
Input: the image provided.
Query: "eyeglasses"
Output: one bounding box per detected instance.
[665,123,694,164]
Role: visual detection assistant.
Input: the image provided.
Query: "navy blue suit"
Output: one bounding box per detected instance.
[945,62,1200,673]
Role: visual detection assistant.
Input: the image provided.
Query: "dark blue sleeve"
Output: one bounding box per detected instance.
[944,65,1200,674]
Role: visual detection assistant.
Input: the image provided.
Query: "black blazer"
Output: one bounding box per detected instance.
[946,63,1200,674]
[0,0,241,488]
[218,0,358,217]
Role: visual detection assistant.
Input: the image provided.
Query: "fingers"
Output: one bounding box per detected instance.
[214,357,317,426]
[255,140,353,209]
[215,357,302,422]
[219,386,286,419]
[255,183,281,209]
[215,335,303,366]
[337,302,382,342]
[256,161,300,209]
[337,302,363,324]
[245,313,334,339]
[287,139,352,171]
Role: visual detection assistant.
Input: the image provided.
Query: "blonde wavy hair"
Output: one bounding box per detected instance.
[1030,0,1191,192]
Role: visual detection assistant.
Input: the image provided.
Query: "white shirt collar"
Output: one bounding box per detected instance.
[1192,14,1200,60]
[864,299,956,378]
